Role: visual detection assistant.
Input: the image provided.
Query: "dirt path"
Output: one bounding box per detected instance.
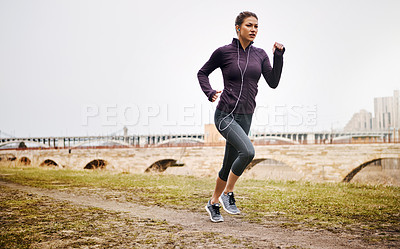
[0,180,382,249]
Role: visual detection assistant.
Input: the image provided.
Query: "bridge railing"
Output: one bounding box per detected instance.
[1,139,399,151]
[1,132,399,150]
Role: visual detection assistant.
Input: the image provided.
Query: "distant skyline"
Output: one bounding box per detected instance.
[1,0,399,137]
[344,90,399,132]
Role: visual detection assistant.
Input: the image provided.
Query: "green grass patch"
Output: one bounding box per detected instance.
[1,166,399,243]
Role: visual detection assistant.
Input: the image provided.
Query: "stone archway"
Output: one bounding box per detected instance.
[19,157,31,166]
[0,154,16,162]
[343,158,400,185]
[145,159,183,173]
[84,159,107,170]
[243,158,303,181]
[40,159,59,167]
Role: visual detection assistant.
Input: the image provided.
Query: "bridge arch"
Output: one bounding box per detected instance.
[244,157,304,181]
[156,138,204,147]
[40,159,61,168]
[253,136,299,145]
[145,159,184,172]
[343,157,400,183]
[84,159,108,170]
[72,139,131,148]
[0,153,16,162]
[19,157,31,166]
[0,140,50,148]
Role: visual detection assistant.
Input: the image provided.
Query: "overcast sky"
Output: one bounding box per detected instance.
[0,0,399,137]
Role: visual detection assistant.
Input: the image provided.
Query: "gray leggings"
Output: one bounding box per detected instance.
[214,108,255,181]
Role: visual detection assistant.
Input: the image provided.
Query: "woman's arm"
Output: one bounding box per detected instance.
[197,48,223,101]
[262,43,285,89]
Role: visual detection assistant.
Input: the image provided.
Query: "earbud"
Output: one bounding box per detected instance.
[238,28,240,31]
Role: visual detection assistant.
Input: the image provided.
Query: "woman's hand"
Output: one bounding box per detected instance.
[212,90,222,102]
[273,42,284,53]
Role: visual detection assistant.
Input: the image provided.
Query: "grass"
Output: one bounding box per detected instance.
[1,165,399,243]
[0,184,258,248]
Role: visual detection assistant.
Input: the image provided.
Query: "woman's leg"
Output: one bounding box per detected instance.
[220,117,254,192]
[210,177,226,204]
[224,170,241,193]
[213,109,254,198]
[210,141,238,204]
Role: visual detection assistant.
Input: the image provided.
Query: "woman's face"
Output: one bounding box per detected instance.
[237,16,258,42]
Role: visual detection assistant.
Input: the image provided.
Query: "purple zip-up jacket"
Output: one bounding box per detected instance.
[197,38,284,114]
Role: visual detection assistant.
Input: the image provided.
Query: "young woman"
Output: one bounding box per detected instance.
[198,11,285,222]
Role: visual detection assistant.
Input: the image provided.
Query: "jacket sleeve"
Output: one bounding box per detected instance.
[197,48,222,101]
[261,47,285,89]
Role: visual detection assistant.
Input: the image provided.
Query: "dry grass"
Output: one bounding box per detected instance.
[1,165,399,245]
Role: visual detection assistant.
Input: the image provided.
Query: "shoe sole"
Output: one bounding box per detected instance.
[205,205,224,222]
[218,196,241,215]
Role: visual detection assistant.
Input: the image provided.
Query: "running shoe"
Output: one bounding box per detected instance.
[205,200,224,222]
[219,192,240,214]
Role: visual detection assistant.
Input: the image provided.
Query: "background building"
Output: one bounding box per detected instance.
[344,109,373,132]
[373,90,400,131]
[345,90,399,132]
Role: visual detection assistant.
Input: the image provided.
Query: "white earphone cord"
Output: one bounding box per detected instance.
[218,40,251,131]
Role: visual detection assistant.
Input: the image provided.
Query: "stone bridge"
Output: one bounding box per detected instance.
[1,143,399,183]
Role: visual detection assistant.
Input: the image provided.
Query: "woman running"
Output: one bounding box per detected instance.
[198,11,285,222]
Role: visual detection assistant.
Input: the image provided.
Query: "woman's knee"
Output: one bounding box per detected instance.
[247,146,255,161]
[241,145,255,162]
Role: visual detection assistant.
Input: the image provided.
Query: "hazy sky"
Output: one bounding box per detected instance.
[1,0,399,137]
